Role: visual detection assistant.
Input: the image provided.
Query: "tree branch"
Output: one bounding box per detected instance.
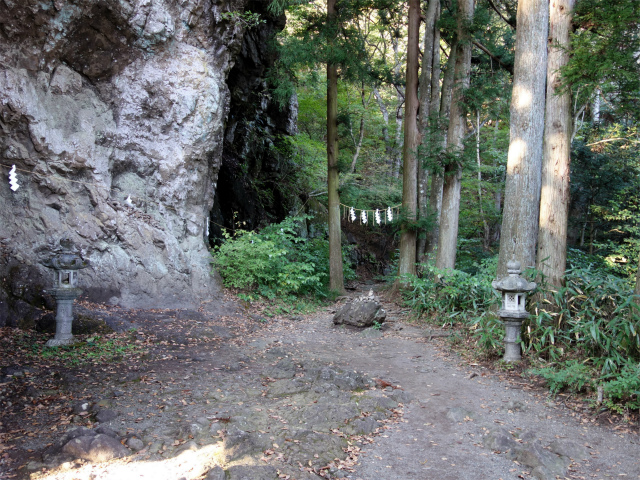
[487,0,516,28]
[473,41,514,75]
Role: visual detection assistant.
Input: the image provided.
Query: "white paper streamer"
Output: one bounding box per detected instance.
[8,165,19,191]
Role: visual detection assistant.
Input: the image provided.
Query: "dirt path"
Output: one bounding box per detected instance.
[1,288,639,480]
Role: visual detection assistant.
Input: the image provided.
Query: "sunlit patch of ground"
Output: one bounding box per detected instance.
[29,444,229,480]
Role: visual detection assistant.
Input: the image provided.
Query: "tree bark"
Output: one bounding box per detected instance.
[392,36,405,178]
[417,0,440,264]
[396,0,421,280]
[496,0,549,277]
[373,87,393,172]
[425,41,455,259]
[536,0,575,289]
[476,111,491,251]
[436,0,474,270]
[327,0,344,293]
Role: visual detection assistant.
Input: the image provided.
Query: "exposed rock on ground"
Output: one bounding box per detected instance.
[333,291,386,328]
[0,287,639,479]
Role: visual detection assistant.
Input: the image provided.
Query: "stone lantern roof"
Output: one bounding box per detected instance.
[492,260,536,293]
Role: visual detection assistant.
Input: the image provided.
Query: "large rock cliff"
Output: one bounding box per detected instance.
[0,0,292,326]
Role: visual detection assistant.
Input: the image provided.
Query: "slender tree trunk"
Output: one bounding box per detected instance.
[439,42,457,139]
[496,0,549,277]
[396,0,421,280]
[327,0,344,293]
[476,111,491,251]
[436,0,474,270]
[373,87,394,173]
[392,37,405,178]
[425,40,455,258]
[536,0,575,288]
[492,119,503,245]
[350,115,365,172]
[417,0,440,264]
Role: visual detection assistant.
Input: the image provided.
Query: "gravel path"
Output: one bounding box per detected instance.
[1,290,639,480]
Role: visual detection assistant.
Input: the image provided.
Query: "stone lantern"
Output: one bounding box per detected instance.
[492,259,536,362]
[42,238,90,347]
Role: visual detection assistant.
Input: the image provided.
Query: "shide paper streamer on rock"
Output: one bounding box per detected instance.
[8,164,19,191]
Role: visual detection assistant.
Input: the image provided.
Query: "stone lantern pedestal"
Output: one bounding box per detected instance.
[42,239,89,347]
[492,260,536,362]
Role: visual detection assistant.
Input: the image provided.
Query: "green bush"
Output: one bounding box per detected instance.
[401,250,640,410]
[524,264,640,374]
[602,362,640,412]
[212,215,354,298]
[403,258,499,318]
[530,360,594,395]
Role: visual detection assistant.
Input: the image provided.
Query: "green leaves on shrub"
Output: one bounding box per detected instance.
[402,251,640,411]
[530,361,594,395]
[602,362,640,412]
[211,215,354,298]
[525,265,640,374]
[402,260,499,318]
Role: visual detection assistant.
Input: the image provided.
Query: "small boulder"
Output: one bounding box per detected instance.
[333,292,386,328]
[95,409,118,423]
[126,437,145,451]
[62,434,129,462]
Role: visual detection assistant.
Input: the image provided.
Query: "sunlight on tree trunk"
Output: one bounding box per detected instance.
[536,0,575,289]
[436,0,474,270]
[425,41,455,259]
[497,0,548,277]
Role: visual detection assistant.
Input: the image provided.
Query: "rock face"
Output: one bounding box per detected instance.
[0,0,292,326]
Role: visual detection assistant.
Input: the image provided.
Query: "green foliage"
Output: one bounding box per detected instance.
[401,249,640,409]
[212,215,355,298]
[402,257,499,319]
[530,361,594,395]
[13,331,146,367]
[525,262,640,374]
[563,0,640,117]
[602,362,640,412]
[220,10,265,28]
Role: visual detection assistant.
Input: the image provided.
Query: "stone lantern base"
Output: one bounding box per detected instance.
[503,318,524,362]
[45,288,81,347]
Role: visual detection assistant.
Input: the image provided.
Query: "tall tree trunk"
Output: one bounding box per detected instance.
[496,0,549,277]
[476,111,491,251]
[536,0,575,288]
[327,0,344,293]
[425,39,453,259]
[492,119,503,245]
[392,36,405,178]
[396,0,421,280]
[417,0,441,264]
[436,0,474,270]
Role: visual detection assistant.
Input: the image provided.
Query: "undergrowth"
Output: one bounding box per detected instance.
[402,252,640,413]
[8,330,146,367]
[212,215,355,300]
